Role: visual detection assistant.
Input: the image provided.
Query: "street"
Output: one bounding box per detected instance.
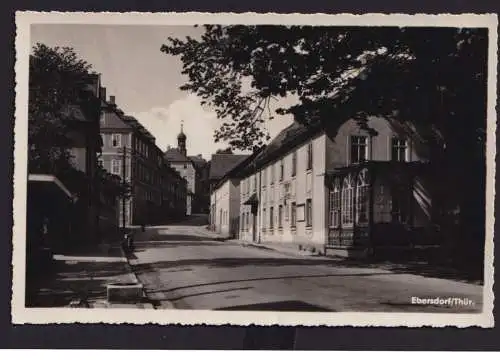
[129,219,483,313]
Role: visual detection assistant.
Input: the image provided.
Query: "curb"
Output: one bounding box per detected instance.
[241,242,317,257]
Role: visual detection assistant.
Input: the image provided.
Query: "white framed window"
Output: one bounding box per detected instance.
[356,169,370,224]
[111,159,121,175]
[262,208,267,229]
[350,136,368,164]
[306,142,313,170]
[305,199,312,227]
[278,205,283,228]
[341,174,355,227]
[269,206,274,229]
[391,138,408,162]
[291,202,297,228]
[329,179,341,228]
[111,133,122,148]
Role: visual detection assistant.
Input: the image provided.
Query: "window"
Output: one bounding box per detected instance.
[112,133,121,148]
[269,206,274,229]
[305,199,312,227]
[97,158,103,168]
[291,202,297,228]
[270,165,275,185]
[307,142,313,170]
[341,175,355,226]
[279,159,284,181]
[291,151,297,176]
[329,180,341,228]
[111,159,121,175]
[278,205,283,228]
[391,138,408,162]
[262,208,267,229]
[356,170,370,224]
[350,136,368,164]
[100,113,105,126]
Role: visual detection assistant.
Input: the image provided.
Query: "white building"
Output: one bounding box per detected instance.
[209,154,251,237]
[164,124,197,215]
[238,116,433,258]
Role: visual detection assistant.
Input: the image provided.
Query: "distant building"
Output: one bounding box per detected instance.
[209,153,258,238]
[236,116,433,258]
[208,153,250,230]
[164,123,209,216]
[100,93,186,226]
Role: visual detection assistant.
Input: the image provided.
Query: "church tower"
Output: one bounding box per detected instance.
[177,121,187,156]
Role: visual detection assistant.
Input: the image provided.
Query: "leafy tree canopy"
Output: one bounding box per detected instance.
[162,26,487,153]
[29,43,95,175]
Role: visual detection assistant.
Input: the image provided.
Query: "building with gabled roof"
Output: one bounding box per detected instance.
[235,113,434,258]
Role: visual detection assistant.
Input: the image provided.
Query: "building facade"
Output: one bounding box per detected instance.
[164,124,199,216]
[100,94,186,226]
[238,116,433,258]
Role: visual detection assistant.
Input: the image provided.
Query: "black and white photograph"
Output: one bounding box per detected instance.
[12,12,496,327]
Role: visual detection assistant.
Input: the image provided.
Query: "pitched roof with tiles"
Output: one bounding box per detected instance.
[209,154,250,180]
[238,121,324,177]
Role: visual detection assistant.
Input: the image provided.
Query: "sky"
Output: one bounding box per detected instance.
[30,24,294,159]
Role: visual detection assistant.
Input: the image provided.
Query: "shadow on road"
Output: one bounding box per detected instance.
[216,300,332,312]
[144,271,392,296]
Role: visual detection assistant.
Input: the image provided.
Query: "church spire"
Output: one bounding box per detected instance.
[177,120,187,156]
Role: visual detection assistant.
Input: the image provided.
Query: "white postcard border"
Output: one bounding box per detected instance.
[12,11,497,327]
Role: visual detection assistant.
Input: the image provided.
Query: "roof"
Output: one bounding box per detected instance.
[209,154,250,180]
[212,150,263,191]
[188,156,208,168]
[237,121,323,177]
[164,147,191,163]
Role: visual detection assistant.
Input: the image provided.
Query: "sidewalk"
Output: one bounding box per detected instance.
[232,239,483,285]
[25,240,153,309]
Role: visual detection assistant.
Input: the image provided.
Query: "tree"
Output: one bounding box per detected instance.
[29,43,95,175]
[163,26,488,271]
[215,147,233,154]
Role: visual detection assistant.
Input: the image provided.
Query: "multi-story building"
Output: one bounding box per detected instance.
[237,116,433,258]
[208,153,250,229]
[160,163,188,222]
[100,93,185,226]
[164,124,200,216]
[210,154,256,238]
[188,154,210,214]
[64,73,103,243]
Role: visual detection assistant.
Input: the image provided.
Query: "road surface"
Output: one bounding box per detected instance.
[129,222,482,312]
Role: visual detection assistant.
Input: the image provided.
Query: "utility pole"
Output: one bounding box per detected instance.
[122,145,126,230]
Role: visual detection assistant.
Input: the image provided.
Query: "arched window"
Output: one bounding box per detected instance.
[356,169,370,224]
[341,174,355,227]
[329,178,341,228]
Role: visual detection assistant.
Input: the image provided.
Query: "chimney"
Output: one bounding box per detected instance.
[109,95,115,105]
[99,87,106,101]
[197,154,202,158]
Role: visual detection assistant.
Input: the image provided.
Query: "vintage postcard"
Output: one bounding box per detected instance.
[12,11,497,327]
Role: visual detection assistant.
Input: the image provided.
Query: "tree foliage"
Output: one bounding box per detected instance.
[163,26,488,267]
[29,43,95,175]
[162,26,487,153]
